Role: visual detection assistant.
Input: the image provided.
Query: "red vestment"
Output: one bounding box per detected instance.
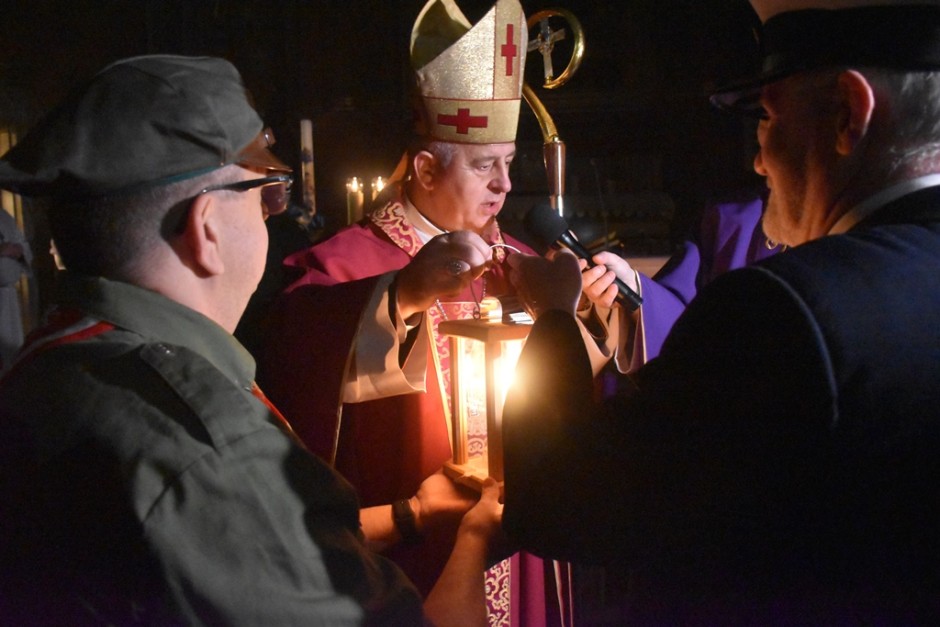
[258,197,538,603]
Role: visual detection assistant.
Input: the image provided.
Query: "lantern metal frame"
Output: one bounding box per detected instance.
[439,319,531,491]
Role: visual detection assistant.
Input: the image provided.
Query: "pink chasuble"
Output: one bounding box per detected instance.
[259,198,566,625]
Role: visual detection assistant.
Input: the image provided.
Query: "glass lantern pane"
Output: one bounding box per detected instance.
[455,336,488,461]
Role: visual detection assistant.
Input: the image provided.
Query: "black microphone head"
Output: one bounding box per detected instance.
[523,203,569,249]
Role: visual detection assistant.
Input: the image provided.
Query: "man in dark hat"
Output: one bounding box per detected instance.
[500,1,940,622]
[0,54,502,626]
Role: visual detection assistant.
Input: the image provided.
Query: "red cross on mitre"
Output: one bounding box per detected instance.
[501,23,518,77]
[437,108,489,135]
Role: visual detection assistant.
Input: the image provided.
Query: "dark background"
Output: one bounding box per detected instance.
[0,0,764,309]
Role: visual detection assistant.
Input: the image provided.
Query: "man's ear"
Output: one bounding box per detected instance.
[412,150,437,190]
[836,69,875,156]
[181,193,225,277]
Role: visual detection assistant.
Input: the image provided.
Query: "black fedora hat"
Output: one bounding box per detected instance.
[711,1,940,112]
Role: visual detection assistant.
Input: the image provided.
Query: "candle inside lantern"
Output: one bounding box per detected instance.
[346,177,364,225]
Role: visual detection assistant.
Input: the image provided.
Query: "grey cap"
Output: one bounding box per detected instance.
[0,54,289,198]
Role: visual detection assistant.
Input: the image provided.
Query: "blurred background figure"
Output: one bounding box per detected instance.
[48,239,65,271]
[0,207,31,372]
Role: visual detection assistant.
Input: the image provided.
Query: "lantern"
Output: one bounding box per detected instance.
[439,318,531,490]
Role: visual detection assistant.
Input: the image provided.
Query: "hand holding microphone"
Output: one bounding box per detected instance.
[523,203,643,311]
[579,251,639,310]
[506,251,583,318]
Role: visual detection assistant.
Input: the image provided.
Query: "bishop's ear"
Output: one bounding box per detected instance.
[412,150,438,190]
[836,69,875,156]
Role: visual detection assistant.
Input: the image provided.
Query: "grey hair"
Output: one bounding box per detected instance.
[406,138,459,174]
[863,68,940,175]
[791,66,940,177]
[425,141,458,169]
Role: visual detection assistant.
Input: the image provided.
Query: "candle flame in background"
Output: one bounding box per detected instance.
[346,177,365,224]
[371,176,387,201]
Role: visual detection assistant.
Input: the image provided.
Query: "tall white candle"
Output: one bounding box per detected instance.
[346,177,364,224]
[300,119,316,216]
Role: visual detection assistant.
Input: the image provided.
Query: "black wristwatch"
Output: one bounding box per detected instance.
[392,498,422,545]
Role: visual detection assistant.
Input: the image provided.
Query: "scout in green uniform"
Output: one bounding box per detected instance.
[0,54,502,626]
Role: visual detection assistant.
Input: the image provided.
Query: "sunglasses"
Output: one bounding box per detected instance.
[198,174,293,218]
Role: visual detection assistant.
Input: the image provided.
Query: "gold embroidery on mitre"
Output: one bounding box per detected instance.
[411,0,527,144]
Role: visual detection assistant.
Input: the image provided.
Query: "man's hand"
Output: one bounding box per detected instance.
[413,471,479,534]
[507,251,582,318]
[396,231,492,319]
[423,478,506,626]
[456,478,505,550]
[579,251,638,310]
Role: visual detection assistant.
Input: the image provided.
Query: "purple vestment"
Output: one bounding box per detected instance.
[637,193,781,364]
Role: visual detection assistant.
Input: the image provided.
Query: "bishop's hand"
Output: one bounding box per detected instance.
[396,230,492,319]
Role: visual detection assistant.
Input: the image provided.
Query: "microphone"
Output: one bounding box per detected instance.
[523,203,643,311]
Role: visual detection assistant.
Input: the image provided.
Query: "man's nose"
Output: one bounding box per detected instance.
[753,121,768,176]
[490,164,512,193]
[753,149,768,176]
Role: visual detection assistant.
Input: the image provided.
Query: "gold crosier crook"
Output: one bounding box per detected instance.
[523,16,585,624]
[523,8,585,216]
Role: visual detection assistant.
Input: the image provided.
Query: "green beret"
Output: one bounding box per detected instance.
[0,54,287,198]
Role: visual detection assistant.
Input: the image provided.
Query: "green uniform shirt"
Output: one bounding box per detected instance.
[0,274,424,625]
